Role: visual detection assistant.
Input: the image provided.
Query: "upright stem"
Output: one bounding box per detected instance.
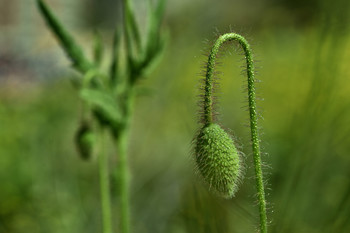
[116,130,130,233]
[115,87,134,233]
[204,33,267,233]
[98,127,112,233]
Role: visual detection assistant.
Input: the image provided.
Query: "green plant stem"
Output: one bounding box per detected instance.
[204,33,267,233]
[116,130,130,233]
[115,88,134,233]
[98,127,112,233]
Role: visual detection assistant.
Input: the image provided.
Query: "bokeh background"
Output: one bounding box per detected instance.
[1,0,350,232]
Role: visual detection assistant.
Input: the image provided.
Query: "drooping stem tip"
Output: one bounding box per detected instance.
[203,33,267,233]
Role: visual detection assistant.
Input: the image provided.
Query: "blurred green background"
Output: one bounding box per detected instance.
[1,0,350,232]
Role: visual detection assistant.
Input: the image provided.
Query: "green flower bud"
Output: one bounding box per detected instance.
[75,121,95,160]
[194,123,242,198]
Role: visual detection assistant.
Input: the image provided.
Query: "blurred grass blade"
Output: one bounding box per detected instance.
[37,0,92,73]
[129,0,166,83]
[144,0,166,61]
[80,88,122,125]
[142,30,168,77]
[110,27,122,85]
[93,30,104,67]
[123,0,141,65]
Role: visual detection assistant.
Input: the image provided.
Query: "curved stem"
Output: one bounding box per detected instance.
[204,33,267,233]
[98,127,112,233]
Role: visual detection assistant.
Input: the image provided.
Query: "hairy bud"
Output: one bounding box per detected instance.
[194,123,242,198]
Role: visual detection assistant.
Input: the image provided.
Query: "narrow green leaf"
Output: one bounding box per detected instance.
[37,0,92,73]
[122,0,141,72]
[93,30,104,67]
[141,30,168,77]
[82,69,102,88]
[124,0,141,53]
[128,1,167,82]
[144,0,166,61]
[128,0,166,83]
[110,27,122,85]
[80,88,122,125]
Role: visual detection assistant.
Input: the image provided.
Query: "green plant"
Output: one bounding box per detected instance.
[193,33,267,233]
[37,0,167,233]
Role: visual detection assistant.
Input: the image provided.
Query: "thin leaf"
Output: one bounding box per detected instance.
[123,0,142,69]
[80,88,122,125]
[93,30,104,67]
[110,27,122,85]
[129,0,166,83]
[37,0,92,73]
[141,30,168,77]
[144,0,166,61]
[124,0,141,52]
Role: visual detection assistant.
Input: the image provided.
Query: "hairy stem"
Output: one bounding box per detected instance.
[98,127,112,233]
[204,33,267,233]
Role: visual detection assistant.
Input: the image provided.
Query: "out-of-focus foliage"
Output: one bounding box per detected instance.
[1,0,350,232]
